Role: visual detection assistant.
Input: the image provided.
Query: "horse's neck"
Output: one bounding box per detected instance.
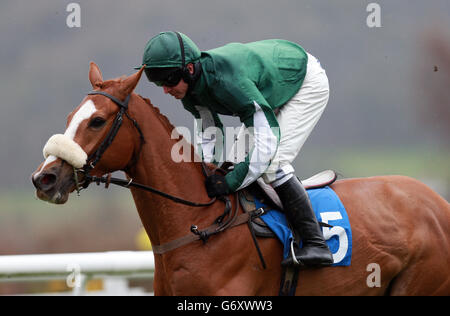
[126,95,213,245]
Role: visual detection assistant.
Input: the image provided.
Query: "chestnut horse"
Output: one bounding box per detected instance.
[32,63,450,295]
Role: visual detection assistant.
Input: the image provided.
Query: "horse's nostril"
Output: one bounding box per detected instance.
[36,172,57,190]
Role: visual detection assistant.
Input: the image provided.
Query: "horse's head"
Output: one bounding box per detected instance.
[31,62,145,204]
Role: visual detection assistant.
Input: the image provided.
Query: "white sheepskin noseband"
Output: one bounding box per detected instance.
[43,134,88,169]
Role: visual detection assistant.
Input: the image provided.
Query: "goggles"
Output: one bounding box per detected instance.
[145,67,183,87]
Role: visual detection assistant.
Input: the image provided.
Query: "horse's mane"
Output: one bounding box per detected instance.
[136,94,183,140]
[134,93,202,169]
[100,78,183,140]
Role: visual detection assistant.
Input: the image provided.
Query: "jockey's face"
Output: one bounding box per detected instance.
[161,63,194,100]
[162,78,188,100]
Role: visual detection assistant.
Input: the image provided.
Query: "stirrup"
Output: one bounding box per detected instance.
[290,240,300,265]
[282,240,305,267]
[284,239,334,267]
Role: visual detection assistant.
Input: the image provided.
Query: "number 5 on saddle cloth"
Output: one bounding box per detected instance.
[242,171,352,267]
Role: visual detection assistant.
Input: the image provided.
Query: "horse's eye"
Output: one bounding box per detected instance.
[89,117,106,129]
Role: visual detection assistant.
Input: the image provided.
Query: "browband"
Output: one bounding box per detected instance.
[88,91,131,109]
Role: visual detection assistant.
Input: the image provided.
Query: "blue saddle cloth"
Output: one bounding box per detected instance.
[255,186,352,266]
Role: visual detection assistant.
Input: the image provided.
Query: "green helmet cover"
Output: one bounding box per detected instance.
[137,31,201,69]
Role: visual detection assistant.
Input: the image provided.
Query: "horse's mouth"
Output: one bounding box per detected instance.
[35,187,70,204]
[32,163,79,205]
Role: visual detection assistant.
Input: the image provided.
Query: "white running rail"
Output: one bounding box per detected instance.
[0,251,155,295]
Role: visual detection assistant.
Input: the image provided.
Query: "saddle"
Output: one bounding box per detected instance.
[238,169,338,238]
[236,169,338,296]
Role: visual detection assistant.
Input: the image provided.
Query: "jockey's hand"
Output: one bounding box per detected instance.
[205,174,229,198]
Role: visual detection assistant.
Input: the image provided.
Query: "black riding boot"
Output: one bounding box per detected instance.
[274,176,334,267]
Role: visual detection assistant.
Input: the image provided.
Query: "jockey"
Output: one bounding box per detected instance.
[137,31,333,267]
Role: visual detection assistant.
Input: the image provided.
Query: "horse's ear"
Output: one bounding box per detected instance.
[120,66,145,96]
[89,61,103,88]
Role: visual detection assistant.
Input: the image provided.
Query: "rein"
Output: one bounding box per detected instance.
[83,172,217,207]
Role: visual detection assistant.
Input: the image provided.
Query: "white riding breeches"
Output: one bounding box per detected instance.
[227,52,330,187]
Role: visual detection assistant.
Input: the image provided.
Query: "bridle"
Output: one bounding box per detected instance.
[71,90,266,268]
[76,90,216,207]
[82,91,139,176]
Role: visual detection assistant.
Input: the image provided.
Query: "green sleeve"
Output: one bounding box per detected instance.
[222,81,280,192]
